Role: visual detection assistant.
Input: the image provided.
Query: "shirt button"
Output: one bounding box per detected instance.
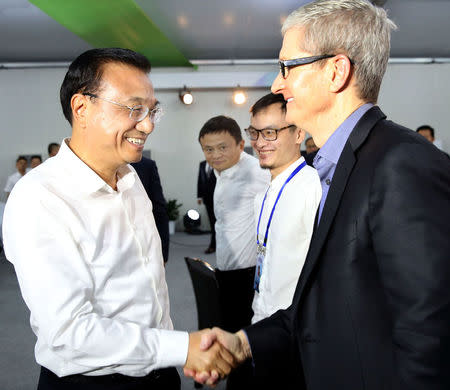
[143,256,149,263]
[326,178,331,185]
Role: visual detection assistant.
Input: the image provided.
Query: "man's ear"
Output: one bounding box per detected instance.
[327,54,352,93]
[238,139,245,150]
[71,93,88,128]
[295,127,305,145]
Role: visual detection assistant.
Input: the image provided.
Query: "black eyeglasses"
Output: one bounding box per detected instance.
[245,125,296,141]
[278,54,335,79]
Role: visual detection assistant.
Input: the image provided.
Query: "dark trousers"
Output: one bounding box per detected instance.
[226,360,302,390]
[37,366,180,390]
[215,266,255,333]
[204,200,216,249]
[215,266,255,390]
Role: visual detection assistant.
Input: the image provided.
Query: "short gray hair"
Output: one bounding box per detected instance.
[282,0,397,103]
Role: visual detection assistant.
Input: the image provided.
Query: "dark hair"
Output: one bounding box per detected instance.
[60,48,152,125]
[250,93,286,117]
[47,142,60,155]
[305,137,314,145]
[31,155,42,162]
[16,156,27,163]
[198,115,243,144]
[416,125,435,138]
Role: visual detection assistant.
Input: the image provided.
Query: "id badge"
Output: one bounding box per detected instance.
[254,244,266,292]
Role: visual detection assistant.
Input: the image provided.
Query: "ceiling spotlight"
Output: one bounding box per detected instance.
[232,86,247,105]
[179,86,193,105]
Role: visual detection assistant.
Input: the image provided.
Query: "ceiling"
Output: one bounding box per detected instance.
[0,0,449,66]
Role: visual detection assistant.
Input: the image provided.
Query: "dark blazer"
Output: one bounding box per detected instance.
[197,160,216,206]
[246,107,450,390]
[132,157,170,263]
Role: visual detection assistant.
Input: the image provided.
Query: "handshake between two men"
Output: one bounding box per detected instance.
[185,328,252,387]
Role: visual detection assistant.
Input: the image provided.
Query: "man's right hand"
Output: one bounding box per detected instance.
[184,329,237,386]
[184,328,252,386]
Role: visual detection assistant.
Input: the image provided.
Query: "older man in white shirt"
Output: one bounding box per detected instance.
[198,115,269,389]
[2,48,233,390]
[198,116,270,335]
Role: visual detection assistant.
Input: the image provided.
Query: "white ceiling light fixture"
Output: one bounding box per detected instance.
[179,86,194,105]
[232,86,247,105]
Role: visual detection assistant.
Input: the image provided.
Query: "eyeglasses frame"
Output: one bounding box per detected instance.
[245,125,296,141]
[82,92,163,123]
[278,54,357,79]
[278,54,335,79]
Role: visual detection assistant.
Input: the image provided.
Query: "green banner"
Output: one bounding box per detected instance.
[30,0,192,67]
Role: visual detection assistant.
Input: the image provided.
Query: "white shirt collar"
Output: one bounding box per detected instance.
[214,151,247,178]
[57,138,136,195]
[270,156,306,190]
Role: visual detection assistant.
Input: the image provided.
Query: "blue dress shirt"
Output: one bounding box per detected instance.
[313,103,373,223]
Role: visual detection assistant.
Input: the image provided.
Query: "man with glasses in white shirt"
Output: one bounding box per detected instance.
[229,93,321,389]
[248,93,321,324]
[2,48,234,390]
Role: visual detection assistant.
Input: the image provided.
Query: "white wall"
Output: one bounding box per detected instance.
[1,63,449,227]
[379,64,450,151]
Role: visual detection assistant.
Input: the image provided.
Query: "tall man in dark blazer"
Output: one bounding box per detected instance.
[132,157,170,263]
[187,1,450,389]
[197,160,216,253]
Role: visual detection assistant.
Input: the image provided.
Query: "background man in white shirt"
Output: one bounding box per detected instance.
[198,116,269,389]
[3,155,27,200]
[198,116,270,334]
[2,48,234,390]
[238,92,321,388]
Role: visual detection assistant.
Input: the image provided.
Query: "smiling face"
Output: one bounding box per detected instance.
[199,131,244,173]
[70,62,156,180]
[250,102,303,179]
[271,27,331,136]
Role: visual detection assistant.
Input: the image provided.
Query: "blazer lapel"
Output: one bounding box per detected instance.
[293,106,387,304]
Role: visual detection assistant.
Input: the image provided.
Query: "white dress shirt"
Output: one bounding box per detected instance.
[251,157,321,323]
[4,171,25,193]
[214,152,270,271]
[2,140,188,377]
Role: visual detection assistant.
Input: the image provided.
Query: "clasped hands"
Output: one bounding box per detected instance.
[184,327,251,387]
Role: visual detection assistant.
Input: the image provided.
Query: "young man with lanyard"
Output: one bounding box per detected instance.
[249,93,321,324]
[232,93,321,388]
